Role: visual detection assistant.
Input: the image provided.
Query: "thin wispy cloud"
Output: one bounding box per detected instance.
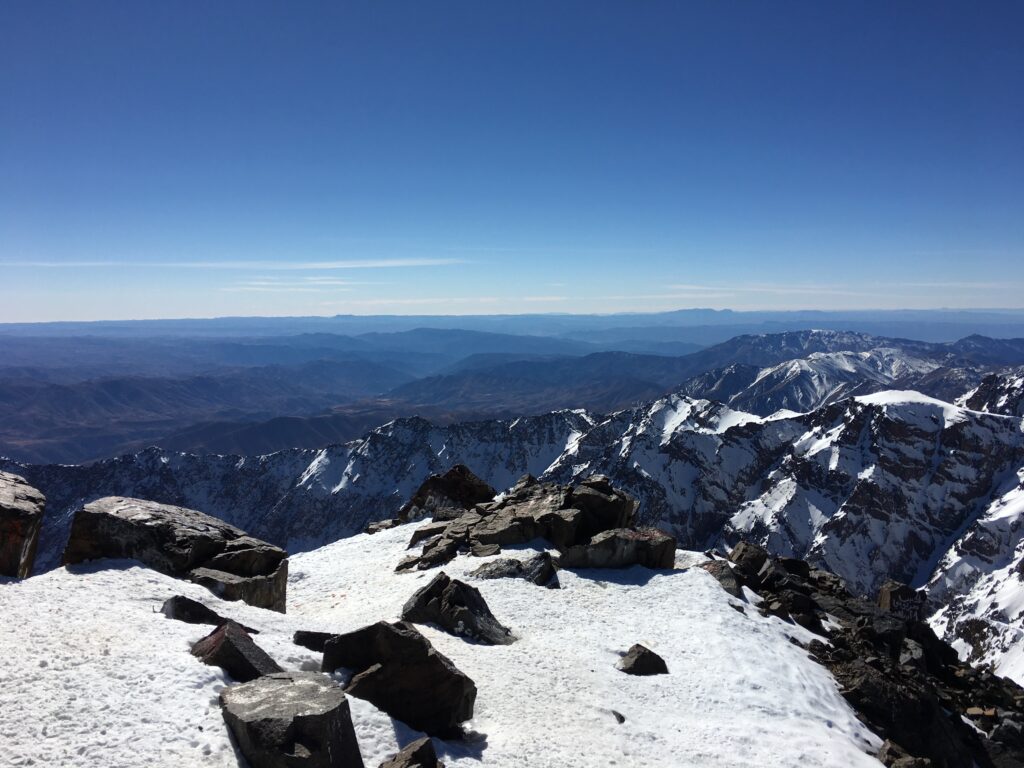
[1,258,463,270]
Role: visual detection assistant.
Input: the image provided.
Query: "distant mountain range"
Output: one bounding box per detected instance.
[4,327,1024,463]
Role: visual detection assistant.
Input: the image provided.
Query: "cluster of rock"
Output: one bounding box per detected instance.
[402,572,515,645]
[0,470,46,578]
[62,496,288,611]
[394,472,675,574]
[703,541,1024,767]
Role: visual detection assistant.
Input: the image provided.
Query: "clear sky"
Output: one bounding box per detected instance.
[1,1,1022,321]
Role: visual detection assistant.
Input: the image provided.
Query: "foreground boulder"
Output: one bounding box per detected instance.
[191,621,281,682]
[402,572,514,645]
[161,595,258,633]
[559,528,676,570]
[469,551,559,588]
[62,497,288,611]
[616,644,669,676]
[322,621,476,735]
[379,738,445,768]
[0,471,45,579]
[221,671,364,768]
[398,465,496,522]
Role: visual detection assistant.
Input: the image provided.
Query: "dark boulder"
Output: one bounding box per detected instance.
[0,471,45,579]
[469,551,559,588]
[221,671,364,768]
[322,621,476,736]
[379,737,445,768]
[399,465,496,522]
[160,595,258,633]
[616,644,669,676]
[699,560,744,598]
[402,572,514,645]
[293,630,336,652]
[728,541,769,579]
[191,620,282,682]
[365,519,401,534]
[559,528,676,570]
[62,497,288,611]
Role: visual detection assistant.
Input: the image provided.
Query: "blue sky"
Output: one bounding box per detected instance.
[1,1,1022,321]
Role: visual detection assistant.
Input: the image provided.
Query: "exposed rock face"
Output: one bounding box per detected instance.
[398,475,640,572]
[191,621,282,682]
[616,644,668,676]
[62,497,288,611]
[877,580,926,621]
[726,541,1024,767]
[365,519,401,534]
[220,671,364,768]
[321,621,476,736]
[160,595,258,633]
[469,551,559,588]
[398,465,496,522]
[559,528,676,570]
[0,471,45,578]
[379,737,445,768]
[401,572,514,645]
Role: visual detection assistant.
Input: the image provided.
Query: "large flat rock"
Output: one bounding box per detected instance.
[0,470,46,578]
[62,496,288,611]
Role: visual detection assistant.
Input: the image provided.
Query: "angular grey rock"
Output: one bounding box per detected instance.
[62,497,288,611]
[408,520,451,547]
[160,595,258,634]
[322,621,476,736]
[401,571,514,645]
[398,465,496,522]
[293,630,335,652]
[728,541,770,579]
[616,643,669,676]
[0,471,45,578]
[365,519,400,534]
[379,737,445,768]
[469,551,559,588]
[559,528,676,570]
[699,560,743,598]
[220,671,364,768]
[191,620,282,682]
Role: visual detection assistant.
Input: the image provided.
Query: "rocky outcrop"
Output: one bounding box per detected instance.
[877,580,925,621]
[322,621,476,736]
[191,621,281,682]
[398,465,496,522]
[220,672,364,768]
[0,471,45,578]
[721,541,1024,767]
[616,644,668,676]
[160,595,258,633]
[558,528,676,570]
[62,497,288,611]
[398,475,641,572]
[469,551,559,588]
[379,737,445,768]
[401,572,514,645]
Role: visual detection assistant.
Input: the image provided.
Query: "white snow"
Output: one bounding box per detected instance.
[0,526,883,767]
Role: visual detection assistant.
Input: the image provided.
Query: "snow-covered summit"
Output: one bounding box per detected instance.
[0,526,884,768]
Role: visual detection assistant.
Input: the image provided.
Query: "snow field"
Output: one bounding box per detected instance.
[0,524,882,767]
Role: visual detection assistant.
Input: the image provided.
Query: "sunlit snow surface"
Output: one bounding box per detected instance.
[0,526,882,767]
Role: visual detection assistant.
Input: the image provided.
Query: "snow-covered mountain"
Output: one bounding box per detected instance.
[675,348,941,416]
[7,372,1024,681]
